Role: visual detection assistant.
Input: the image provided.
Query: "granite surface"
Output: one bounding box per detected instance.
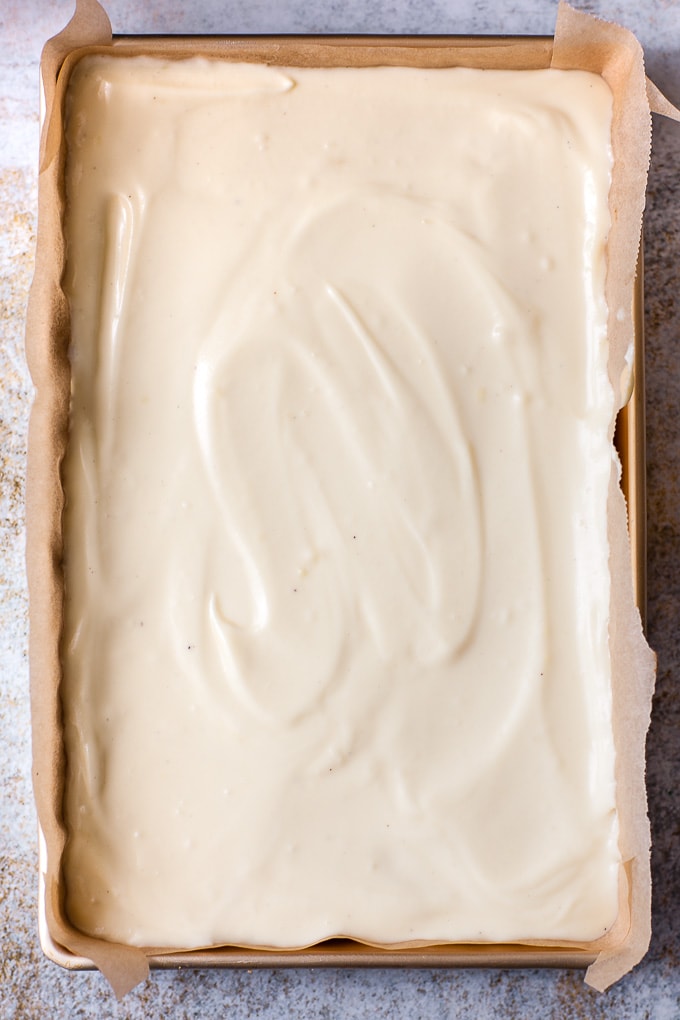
[2,1,679,1016]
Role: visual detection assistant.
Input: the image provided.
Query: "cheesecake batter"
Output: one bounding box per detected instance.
[61,56,618,948]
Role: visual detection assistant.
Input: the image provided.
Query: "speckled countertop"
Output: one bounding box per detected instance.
[2,1,679,1017]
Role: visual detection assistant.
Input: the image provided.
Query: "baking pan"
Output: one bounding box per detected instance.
[32,31,647,977]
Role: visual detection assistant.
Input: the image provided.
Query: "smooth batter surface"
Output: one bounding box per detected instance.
[61,56,619,948]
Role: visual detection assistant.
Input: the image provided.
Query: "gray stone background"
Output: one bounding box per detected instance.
[1,1,678,1016]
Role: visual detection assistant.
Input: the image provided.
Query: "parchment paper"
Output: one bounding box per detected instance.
[26,0,673,997]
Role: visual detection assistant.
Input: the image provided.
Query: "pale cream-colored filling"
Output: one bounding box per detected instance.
[62,56,618,948]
